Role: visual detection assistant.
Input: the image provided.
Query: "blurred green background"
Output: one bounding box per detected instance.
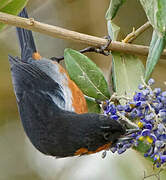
[0,0,166,179]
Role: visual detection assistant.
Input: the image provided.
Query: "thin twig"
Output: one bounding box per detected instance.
[110,93,132,102]
[116,111,138,128]
[143,169,163,180]
[123,21,151,43]
[0,12,166,58]
[108,93,138,128]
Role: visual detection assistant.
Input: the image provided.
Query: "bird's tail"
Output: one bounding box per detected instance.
[17,8,40,61]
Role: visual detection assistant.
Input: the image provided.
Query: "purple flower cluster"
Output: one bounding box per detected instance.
[104,79,166,168]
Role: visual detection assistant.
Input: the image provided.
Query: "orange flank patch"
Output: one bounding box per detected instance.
[32,52,42,60]
[90,142,112,153]
[74,148,89,156]
[31,54,87,113]
[74,143,112,156]
[53,61,88,114]
[68,79,88,114]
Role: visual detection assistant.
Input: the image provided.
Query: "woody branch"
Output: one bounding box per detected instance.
[0,11,166,59]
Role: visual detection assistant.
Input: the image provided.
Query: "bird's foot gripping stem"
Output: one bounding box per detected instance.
[50,35,112,62]
[79,35,112,56]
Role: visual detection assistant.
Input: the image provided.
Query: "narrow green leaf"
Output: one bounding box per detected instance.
[85,96,101,113]
[140,0,166,35]
[112,52,145,98]
[145,30,166,81]
[140,1,166,81]
[107,20,120,41]
[64,48,110,101]
[105,0,126,20]
[0,0,28,31]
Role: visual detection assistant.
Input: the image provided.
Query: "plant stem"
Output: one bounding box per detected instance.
[0,12,166,58]
[123,21,151,43]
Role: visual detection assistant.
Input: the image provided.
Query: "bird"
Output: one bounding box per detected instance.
[8,8,126,158]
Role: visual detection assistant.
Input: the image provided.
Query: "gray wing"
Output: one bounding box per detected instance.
[8,55,65,109]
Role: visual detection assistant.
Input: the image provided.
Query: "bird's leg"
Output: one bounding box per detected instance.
[50,36,112,62]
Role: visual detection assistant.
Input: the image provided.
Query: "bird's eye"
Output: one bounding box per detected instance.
[103,132,110,140]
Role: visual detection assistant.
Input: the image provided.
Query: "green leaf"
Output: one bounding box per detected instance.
[64,48,110,101]
[133,141,150,155]
[0,0,28,31]
[105,0,126,20]
[140,1,166,81]
[112,52,145,98]
[145,30,166,81]
[140,0,166,35]
[0,0,11,9]
[107,20,120,41]
[133,141,153,162]
[85,96,101,113]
